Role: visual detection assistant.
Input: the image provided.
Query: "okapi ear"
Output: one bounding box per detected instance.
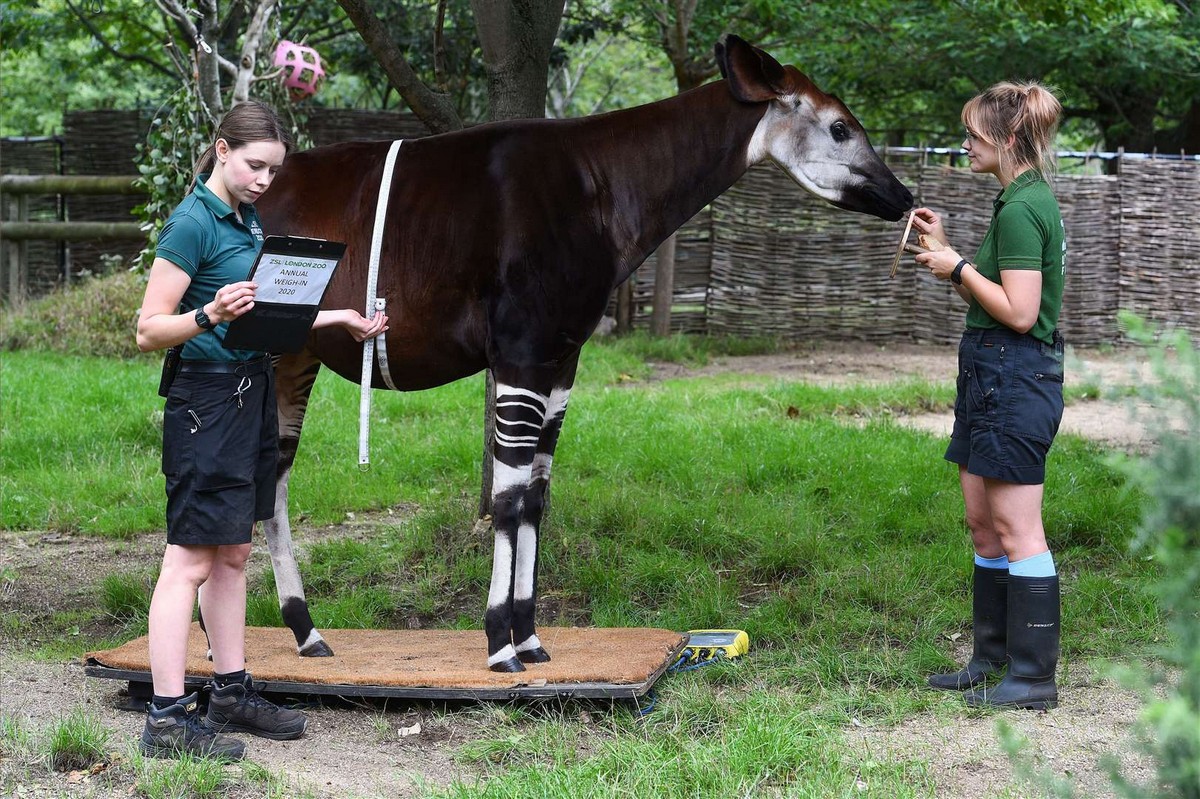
[715,34,788,104]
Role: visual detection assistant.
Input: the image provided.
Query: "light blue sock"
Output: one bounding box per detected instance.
[1009,550,1056,578]
[974,553,1010,570]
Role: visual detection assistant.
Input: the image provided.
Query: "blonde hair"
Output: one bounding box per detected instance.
[190,100,293,192]
[962,81,1062,180]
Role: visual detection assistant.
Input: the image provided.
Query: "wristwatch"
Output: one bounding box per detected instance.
[951,259,969,285]
[194,307,216,330]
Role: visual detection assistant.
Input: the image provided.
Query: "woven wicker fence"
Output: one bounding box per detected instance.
[0,138,61,296]
[633,155,1197,347]
[62,110,153,278]
[6,107,1197,345]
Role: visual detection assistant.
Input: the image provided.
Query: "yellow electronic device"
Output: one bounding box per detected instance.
[684,629,750,662]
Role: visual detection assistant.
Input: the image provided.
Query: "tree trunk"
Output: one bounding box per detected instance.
[196,0,223,116]
[471,0,567,518]
[616,280,633,334]
[650,234,676,336]
[1176,98,1200,155]
[647,0,712,338]
[470,0,566,120]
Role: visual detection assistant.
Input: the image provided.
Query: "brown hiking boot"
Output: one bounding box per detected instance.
[139,693,246,760]
[205,674,307,740]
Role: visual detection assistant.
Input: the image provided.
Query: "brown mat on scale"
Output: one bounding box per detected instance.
[85,624,686,692]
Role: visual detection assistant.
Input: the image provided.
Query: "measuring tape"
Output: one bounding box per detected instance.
[358,139,404,468]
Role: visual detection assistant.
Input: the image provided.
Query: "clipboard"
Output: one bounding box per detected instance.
[221,236,346,353]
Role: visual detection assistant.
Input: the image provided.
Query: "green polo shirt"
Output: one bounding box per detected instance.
[156,177,266,361]
[966,169,1066,345]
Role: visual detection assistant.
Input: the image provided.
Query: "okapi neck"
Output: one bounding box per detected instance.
[575,81,768,279]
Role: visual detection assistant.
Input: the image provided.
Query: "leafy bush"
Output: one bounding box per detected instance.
[0,269,149,359]
[1108,314,1200,799]
[134,85,213,271]
[133,79,311,270]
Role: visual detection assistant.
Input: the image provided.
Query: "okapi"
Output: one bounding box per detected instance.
[252,35,913,672]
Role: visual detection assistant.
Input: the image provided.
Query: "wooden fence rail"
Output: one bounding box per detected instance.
[0,174,145,301]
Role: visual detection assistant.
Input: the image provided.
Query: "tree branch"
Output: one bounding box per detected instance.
[232,0,278,103]
[337,0,463,132]
[63,0,178,80]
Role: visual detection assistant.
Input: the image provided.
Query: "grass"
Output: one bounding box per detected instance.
[0,332,1162,797]
[45,709,111,772]
[0,710,311,799]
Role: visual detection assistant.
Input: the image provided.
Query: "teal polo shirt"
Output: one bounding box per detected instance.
[966,169,1066,345]
[156,176,266,361]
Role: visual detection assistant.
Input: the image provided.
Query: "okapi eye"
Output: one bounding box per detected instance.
[830,121,851,142]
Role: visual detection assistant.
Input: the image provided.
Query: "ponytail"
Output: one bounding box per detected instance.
[963,81,1062,180]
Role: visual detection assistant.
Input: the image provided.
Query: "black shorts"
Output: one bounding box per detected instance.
[945,328,1065,485]
[162,360,278,545]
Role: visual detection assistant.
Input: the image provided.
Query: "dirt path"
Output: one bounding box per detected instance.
[0,343,1164,798]
[648,342,1162,451]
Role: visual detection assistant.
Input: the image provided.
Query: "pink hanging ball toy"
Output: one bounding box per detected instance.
[273,40,325,100]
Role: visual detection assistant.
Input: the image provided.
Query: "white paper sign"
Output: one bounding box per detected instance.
[253,253,339,305]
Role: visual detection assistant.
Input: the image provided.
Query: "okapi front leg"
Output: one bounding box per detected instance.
[485,385,547,672]
[512,384,571,664]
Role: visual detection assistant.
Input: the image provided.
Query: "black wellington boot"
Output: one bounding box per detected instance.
[928,565,1008,691]
[964,574,1059,710]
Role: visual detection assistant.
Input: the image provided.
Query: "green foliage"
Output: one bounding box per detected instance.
[999,314,1199,799]
[775,0,1200,151]
[132,73,313,271]
[0,0,172,136]
[1106,314,1200,799]
[134,85,215,271]
[0,269,148,359]
[45,710,111,773]
[7,0,1198,151]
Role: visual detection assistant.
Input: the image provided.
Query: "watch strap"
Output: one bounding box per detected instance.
[194,307,215,330]
[951,259,969,285]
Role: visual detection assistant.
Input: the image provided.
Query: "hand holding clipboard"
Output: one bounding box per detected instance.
[222,236,346,353]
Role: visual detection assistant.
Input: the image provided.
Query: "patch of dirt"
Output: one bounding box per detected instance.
[0,343,1168,798]
[649,342,1164,452]
[846,667,1157,798]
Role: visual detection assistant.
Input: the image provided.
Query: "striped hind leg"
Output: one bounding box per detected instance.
[262,351,333,657]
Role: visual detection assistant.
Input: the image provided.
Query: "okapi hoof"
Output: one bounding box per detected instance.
[489,656,527,673]
[517,647,551,664]
[299,640,334,657]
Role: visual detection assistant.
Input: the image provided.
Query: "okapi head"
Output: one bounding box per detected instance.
[717,34,913,221]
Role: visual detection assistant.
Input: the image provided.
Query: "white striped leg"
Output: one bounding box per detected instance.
[485,385,547,672]
[512,385,571,664]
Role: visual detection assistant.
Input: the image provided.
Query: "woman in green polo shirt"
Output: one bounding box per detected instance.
[910,82,1066,710]
[135,101,388,759]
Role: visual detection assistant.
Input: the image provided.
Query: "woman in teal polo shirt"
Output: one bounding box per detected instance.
[135,101,388,758]
[910,82,1066,710]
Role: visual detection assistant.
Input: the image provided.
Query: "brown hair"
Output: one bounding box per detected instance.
[962,81,1062,180]
[190,100,294,191]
